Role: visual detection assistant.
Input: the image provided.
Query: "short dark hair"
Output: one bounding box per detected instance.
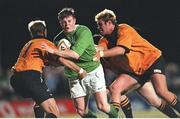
[28,20,46,37]
[58,8,75,20]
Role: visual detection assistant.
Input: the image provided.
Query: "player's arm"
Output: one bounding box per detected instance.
[99,46,126,57]
[93,36,129,61]
[58,57,87,79]
[93,38,126,61]
[45,53,86,79]
[41,43,80,60]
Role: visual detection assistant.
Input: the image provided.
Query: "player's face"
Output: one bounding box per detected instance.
[97,20,113,35]
[59,16,76,33]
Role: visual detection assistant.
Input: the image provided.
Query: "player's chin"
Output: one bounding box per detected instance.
[65,28,72,33]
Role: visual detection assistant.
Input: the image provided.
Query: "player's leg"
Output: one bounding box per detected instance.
[151,73,180,113]
[106,88,133,118]
[88,64,119,118]
[138,81,179,118]
[149,56,180,113]
[40,98,59,117]
[120,95,133,118]
[109,73,138,113]
[33,83,59,117]
[94,90,119,118]
[10,71,59,118]
[68,78,96,117]
[28,72,59,117]
[72,96,88,117]
[103,68,133,118]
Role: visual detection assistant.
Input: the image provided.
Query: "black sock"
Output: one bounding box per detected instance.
[33,105,45,118]
[158,101,179,118]
[45,113,57,118]
[121,97,133,118]
[170,95,180,113]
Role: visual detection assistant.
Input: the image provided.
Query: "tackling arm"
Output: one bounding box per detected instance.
[58,57,87,79]
[41,43,80,60]
[101,46,126,57]
[93,46,126,61]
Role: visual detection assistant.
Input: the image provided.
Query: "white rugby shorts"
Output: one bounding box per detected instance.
[68,64,106,98]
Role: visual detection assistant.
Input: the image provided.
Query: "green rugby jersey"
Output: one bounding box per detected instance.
[54,25,100,79]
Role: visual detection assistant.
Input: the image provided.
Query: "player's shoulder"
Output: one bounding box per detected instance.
[75,24,92,35]
[76,24,89,29]
[119,23,135,34]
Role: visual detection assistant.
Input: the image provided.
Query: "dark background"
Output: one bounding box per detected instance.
[0,0,180,71]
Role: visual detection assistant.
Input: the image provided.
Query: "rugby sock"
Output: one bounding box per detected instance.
[33,105,45,118]
[170,95,180,113]
[111,102,121,112]
[82,109,97,118]
[107,104,119,118]
[121,97,133,118]
[157,100,179,118]
[45,113,57,118]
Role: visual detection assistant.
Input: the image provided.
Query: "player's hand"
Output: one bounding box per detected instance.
[93,51,101,61]
[41,43,55,54]
[78,69,87,79]
[32,48,43,58]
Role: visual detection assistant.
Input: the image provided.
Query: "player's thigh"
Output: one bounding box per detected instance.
[151,73,168,92]
[30,77,53,105]
[110,74,138,93]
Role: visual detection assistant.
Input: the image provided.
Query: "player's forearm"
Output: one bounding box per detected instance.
[101,46,125,57]
[59,57,81,73]
[54,49,79,60]
[95,45,107,51]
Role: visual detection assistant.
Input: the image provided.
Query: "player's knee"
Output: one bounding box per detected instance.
[156,88,168,98]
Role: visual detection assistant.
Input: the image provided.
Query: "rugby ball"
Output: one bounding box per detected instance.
[58,38,71,51]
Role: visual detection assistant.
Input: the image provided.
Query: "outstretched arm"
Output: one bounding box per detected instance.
[32,47,86,79]
[41,43,80,60]
[93,46,126,61]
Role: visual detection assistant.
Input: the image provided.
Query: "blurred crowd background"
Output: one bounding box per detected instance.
[0,0,180,117]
